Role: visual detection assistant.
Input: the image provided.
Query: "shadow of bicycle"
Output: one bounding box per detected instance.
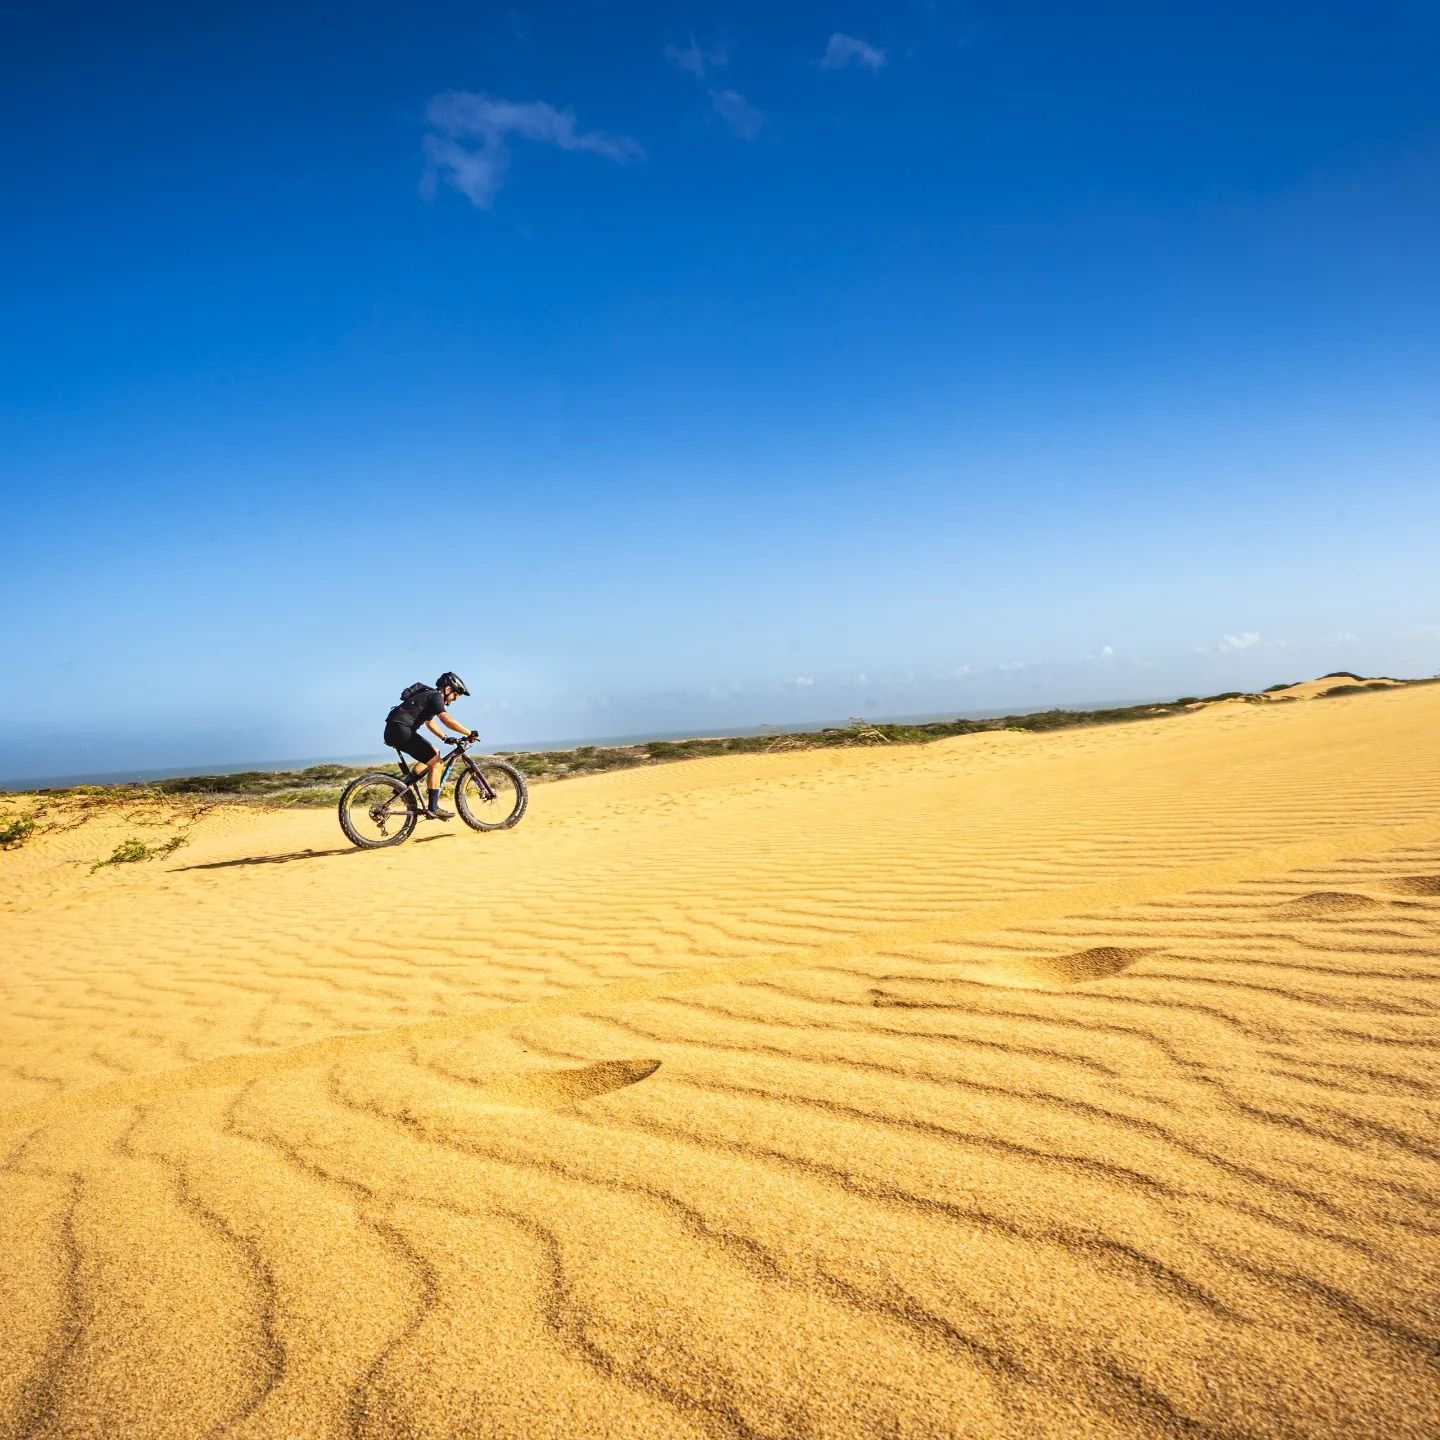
[174,835,453,872]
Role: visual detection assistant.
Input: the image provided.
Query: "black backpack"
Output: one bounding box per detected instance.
[399,681,430,704]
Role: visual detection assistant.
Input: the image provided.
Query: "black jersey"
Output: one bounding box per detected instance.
[386,685,445,732]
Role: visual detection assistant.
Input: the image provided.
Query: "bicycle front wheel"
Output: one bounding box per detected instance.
[338,773,419,849]
[455,759,528,831]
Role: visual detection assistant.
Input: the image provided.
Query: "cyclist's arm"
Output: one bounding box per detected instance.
[435,710,471,735]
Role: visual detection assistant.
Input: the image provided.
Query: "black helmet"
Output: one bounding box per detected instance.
[436,671,470,697]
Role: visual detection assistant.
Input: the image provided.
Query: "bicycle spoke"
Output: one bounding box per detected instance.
[340,776,417,847]
[455,760,528,831]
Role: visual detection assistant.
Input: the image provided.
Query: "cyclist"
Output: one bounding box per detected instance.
[383,671,476,820]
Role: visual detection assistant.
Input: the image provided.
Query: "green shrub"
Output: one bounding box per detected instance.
[92,834,189,873]
[0,815,39,850]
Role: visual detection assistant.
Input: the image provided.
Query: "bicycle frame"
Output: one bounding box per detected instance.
[392,741,497,804]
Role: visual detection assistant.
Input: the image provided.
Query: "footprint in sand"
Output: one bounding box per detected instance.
[1274,891,1380,918]
[975,946,1151,990]
[365,1058,663,1144]
[474,1058,661,1111]
[871,946,1149,1004]
[1382,875,1440,897]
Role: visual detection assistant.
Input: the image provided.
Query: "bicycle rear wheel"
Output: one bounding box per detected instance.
[455,759,528,831]
[338,773,419,849]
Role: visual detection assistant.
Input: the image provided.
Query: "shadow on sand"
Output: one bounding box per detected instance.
[175,835,453,872]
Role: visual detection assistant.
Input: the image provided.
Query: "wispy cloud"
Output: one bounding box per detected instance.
[820,33,888,70]
[792,675,816,687]
[1218,631,1263,652]
[421,91,642,209]
[665,36,726,78]
[710,88,765,139]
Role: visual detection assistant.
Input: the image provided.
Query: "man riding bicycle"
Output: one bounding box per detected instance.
[383,671,476,820]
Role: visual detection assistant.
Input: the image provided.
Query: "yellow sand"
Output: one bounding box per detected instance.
[1260,677,1401,702]
[3,682,1439,1439]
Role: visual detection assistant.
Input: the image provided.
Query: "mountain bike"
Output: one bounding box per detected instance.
[338,734,528,849]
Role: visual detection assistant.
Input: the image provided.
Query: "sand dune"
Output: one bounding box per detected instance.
[3,683,1439,1438]
[1261,676,1401,702]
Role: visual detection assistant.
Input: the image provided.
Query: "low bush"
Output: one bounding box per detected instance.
[91,834,189,872]
[1,815,39,849]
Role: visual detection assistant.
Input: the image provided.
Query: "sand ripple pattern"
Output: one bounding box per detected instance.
[3,686,1440,1437]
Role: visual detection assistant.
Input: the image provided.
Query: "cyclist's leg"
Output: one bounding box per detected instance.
[414,737,451,819]
[422,753,452,817]
[384,724,448,815]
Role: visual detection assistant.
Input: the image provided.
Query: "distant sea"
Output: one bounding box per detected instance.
[1,698,1165,792]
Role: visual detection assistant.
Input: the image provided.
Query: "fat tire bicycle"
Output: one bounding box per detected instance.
[338,734,528,850]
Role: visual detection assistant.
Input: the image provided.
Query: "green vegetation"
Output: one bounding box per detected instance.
[155,764,351,798]
[0,814,39,849]
[91,834,190,873]
[1316,681,1394,698]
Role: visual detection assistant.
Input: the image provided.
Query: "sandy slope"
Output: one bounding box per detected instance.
[3,684,1439,1439]
[1261,677,1401,701]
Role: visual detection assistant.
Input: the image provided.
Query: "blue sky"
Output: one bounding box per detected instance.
[3,1,1439,780]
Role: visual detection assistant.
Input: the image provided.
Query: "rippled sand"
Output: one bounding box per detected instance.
[3,685,1439,1439]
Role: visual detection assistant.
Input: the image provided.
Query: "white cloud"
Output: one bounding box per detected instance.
[421,91,642,209]
[1326,631,1359,644]
[792,675,816,687]
[710,88,765,139]
[1218,631,1263,652]
[821,34,888,70]
[665,37,726,78]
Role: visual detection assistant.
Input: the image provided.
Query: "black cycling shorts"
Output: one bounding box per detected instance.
[384,721,436,764]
